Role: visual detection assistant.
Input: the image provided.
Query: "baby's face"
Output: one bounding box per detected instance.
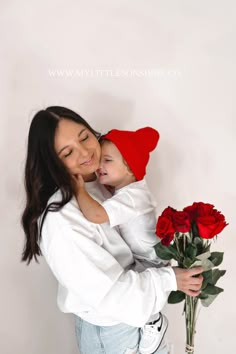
[96,140,133,189]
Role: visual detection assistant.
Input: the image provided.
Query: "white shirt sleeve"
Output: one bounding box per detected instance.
[102,192,138,227]
[41,210,177,327]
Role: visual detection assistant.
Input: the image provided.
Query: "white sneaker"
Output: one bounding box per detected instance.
[139,313,168,354]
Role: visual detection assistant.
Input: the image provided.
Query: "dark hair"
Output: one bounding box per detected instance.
[21,106,100,264]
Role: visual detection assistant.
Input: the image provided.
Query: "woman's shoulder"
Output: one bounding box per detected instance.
[47,188,63,204]
[41,180,111,229]
[41,181,109,230]
[38,190,78,237]
[39,191,97,250]
[47,189,77,209]
[44,190,81,223]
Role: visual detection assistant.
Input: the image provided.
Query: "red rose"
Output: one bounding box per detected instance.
[197,202,214,217]
[197,212,228,239]
[173,211,191,233]
[161,233,175,246]
[156,216,175,245]
[162,206,176,220]
[184,202,214,221]
[212,208,225,220]
[183,202,228,239]
[183,203,199,221]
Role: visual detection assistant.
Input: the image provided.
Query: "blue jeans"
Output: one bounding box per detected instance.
[75,316,169,354]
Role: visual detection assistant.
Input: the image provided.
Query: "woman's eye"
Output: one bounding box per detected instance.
[64,150,73,158]
[104,159,112,162]
[81,134,89,142]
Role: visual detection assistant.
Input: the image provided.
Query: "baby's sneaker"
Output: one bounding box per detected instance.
[139,313,168,354]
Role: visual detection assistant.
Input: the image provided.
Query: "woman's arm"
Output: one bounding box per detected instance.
[74,174,109,224]
[41,209,203,327]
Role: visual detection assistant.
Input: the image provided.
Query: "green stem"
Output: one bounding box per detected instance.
[175,233,181,255]
[185,296,198,354]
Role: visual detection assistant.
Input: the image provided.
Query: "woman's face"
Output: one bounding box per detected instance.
[54,119,101,181]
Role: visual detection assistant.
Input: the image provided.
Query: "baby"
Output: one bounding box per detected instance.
[74,127,169,354]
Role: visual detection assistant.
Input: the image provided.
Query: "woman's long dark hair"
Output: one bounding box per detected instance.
[21,106,100,264]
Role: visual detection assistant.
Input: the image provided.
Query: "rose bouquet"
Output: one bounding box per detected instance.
[155,202,228,354]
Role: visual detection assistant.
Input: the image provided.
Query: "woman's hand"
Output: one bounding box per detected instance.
[173,266,203,297]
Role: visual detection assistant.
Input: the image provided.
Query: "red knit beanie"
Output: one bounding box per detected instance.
[101,127,160,180]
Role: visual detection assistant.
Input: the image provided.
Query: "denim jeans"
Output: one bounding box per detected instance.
[75,316,169,354]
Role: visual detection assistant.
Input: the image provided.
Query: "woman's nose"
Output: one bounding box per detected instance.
[78,144,89,158]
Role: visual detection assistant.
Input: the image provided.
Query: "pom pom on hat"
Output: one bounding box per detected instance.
[102,127,160,180]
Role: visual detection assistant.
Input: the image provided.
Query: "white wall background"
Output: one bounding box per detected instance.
[0,1,235,353]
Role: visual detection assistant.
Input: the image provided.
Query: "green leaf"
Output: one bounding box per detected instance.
[204,244,211,253]
[168,290,185,304]
[202,270,213,286]
[203,284,224,295]
[193,237,203,246]
[210,269,226,285]
[200,294,219,307]
[186,244,197,260]
[201,278,210,290]
[209,252,224,267]
[169,244,180,258]
[198,292,208,300]
[183,257,194,268]
[190,259,215,271]
[201,269,226,292]
[196,252,211,261]
[154,243,179,261]
[193,237,204,253]
[154,243,173,260]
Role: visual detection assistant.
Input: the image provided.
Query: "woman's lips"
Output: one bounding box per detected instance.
[80,154,94,166]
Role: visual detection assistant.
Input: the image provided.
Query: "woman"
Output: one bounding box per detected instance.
[21,106,203,354]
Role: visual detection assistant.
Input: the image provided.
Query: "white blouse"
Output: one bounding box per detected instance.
[40,179,177,327]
